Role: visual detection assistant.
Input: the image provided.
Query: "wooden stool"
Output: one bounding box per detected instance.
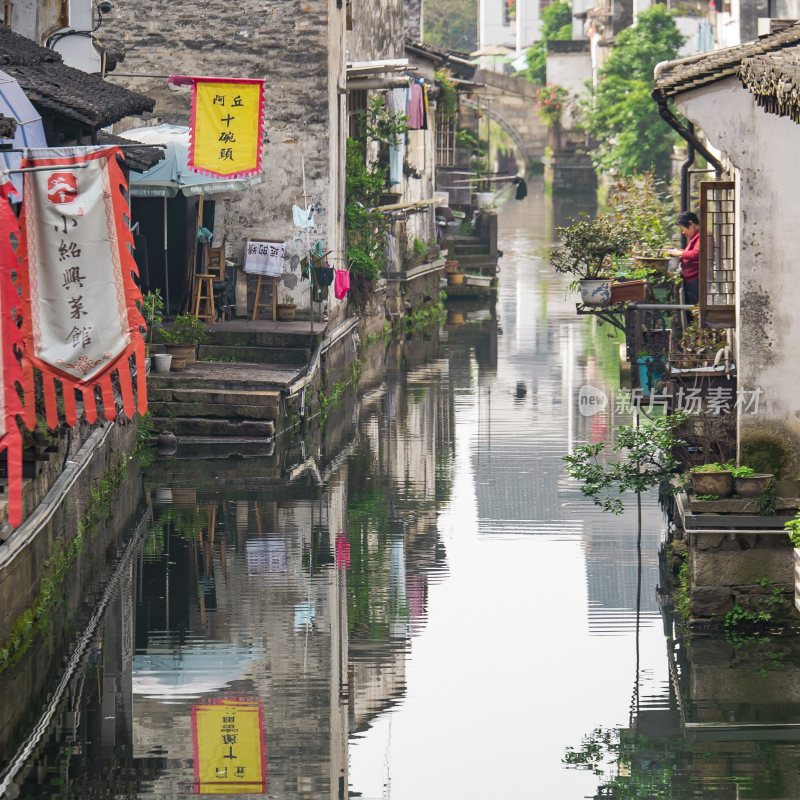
[252,275,278,321]
[193,273,216,323]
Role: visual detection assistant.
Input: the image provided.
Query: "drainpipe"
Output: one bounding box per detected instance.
[680,121,695,215]
[651,88,723,178]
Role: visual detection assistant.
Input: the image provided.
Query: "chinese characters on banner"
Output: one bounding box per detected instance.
[17,146,147,431]
[243,240,286,276]
[191,699,267,794]
[168,76,266,179]
[0,175,26,527]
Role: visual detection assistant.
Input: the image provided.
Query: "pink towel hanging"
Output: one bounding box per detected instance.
[334,268,350,299]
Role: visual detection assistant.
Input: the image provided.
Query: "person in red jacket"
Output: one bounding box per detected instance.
[667,211,700,305]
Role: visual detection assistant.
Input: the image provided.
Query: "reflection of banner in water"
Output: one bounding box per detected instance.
[246,536,287,575]
[18,146,147,429]
[191,698,267,795]
[0,175,25,526]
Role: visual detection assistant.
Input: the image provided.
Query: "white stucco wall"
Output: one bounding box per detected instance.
[479,0,541,53]
[676,76,800,469]
[547,50,591,127]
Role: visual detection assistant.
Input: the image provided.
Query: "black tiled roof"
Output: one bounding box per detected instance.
[0,113,16,138]
[0,24,153,128]
[739,46,800,123]
[654,21,800,97]
[96,130,165,173]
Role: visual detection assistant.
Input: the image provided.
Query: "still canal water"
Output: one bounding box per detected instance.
[3,181,800,799]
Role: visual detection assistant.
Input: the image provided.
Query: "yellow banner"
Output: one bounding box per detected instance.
[192,700,267,794]
[192,80,264,178]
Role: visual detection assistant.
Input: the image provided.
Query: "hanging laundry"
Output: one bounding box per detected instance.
[386,87,408,186]
[314,262,334,287]
[292,203,314,228]
[334,269,350,299]
[512,176,528,201]
[407,80,425,130]
[385,232,398,270]
[421,82,430,130]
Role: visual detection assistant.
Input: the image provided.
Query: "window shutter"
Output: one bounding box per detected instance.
[699,180,736,329]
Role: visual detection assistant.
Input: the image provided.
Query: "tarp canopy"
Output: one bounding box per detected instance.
[118,123,258,198]
[0,69,47,199]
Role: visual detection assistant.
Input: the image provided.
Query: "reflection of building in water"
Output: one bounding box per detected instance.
[129,455,350,798]
[346,344,451,734]
[8,443,352,799]
[443,228,664,631]
[576,601,800,799]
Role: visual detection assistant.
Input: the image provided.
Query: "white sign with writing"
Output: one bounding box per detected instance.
[244,240,286,276]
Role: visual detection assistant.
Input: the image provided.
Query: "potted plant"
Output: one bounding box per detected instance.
[633,250,670,272]
[161,312,208,366]
[549,214,636,307]
[690,462,735,498]
[277,292,296,322]
[731,465,774,498]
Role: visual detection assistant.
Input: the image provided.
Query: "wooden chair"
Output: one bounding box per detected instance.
[193,238,226,323]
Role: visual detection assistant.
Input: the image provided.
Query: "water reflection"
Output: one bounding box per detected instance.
[4,182,800,799]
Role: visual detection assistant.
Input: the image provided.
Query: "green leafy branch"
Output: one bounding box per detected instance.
[563,413,688,513]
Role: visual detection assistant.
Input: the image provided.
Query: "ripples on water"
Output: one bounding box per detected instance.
[4,185,800,799]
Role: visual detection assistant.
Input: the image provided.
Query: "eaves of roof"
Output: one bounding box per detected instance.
[739,45,800,123]
[654,21,800,98]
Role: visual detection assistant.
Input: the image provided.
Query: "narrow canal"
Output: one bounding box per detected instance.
[2,181,800,798]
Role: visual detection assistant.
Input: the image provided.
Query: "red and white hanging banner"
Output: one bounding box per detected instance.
[0,173,25,527]
[18,146,147,430]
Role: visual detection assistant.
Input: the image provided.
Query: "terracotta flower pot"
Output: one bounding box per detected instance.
[610,279,648,304]
[447,272,465,286]
[734,474,773,498]
[276,303,296,321]
[691,470,734,498]
[164,342,198,365]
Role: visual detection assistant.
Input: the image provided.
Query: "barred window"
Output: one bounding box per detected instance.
[699,180,736,329]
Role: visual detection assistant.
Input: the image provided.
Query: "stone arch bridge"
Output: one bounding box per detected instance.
[466,68,550,168]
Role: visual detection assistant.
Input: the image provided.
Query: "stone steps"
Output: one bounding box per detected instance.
[204,329,319,349]
[148,387,281,422]
[149,417,276,438]
[455,252,494,265]
[454,244,489,256]
[198,343,309,365]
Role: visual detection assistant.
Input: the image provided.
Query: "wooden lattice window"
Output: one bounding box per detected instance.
[436,116,456,167]
[699,180,736,329]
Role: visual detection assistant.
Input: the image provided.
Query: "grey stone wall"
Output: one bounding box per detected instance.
[349,0,405,61]
[404,0,423,41]
[688,529,795,627]
[102,0,347,312]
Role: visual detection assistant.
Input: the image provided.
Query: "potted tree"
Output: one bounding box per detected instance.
[161,313,208,369]
[139,289,164,358]
[277,292,297,322]
[549,214,636,307]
